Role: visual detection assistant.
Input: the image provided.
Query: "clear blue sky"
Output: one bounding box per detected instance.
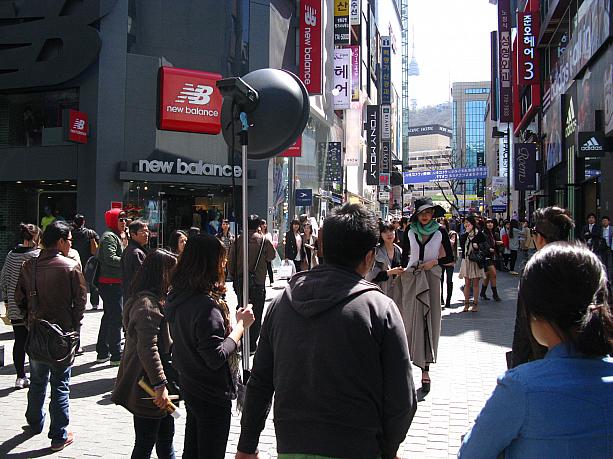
[407,0,498,107]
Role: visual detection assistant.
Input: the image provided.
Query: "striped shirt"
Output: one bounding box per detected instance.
[0,246,40,321]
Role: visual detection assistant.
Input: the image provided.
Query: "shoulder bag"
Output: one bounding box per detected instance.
[248,238,266,290]
[25,259,79,368]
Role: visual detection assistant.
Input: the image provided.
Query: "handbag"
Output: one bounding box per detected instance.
[83,255,100,286]
[246,238,266,291]
[278,259,296,279]
[25,259,79,368]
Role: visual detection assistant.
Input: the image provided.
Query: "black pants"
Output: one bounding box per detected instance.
[11,321,28,378]
[183,393,231,459]
[266,261,274,284]
[509,250,518,271]
[96,283,123,361]
[235,283,266,352]
[440,265,454,297]
[293,259,302,273]
[132,414,175,459]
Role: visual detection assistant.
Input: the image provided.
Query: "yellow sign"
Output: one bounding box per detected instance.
[335,0,349,16]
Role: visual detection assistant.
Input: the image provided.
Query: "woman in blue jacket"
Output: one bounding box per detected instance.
[459,242,613,458]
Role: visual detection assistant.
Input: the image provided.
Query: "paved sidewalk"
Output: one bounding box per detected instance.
[0,271,519,458]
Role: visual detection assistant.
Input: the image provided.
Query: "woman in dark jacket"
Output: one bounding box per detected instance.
[480,219,503,302]
[459,216,487,312]
[166,234,254,459]
[111,249,178,459]
[284,219,305,272]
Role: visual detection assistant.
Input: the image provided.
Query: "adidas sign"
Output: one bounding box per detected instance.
[565,99,577,138]
[580,136,603,153]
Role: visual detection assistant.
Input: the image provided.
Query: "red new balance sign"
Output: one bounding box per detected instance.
[159,67,222,134]
[65,110,88,144]
[300,0,323,94]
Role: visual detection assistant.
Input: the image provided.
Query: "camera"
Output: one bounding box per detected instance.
[216,77,259,112]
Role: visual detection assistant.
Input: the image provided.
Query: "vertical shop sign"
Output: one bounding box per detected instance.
[279,136,302,157]
[344,108,362,166]
[381,37,392,105]
[366,105,380,186]
[349,45,360,101]
[334,0,350,45]
[497,0,513,122]
[325,142,343,183]
[333,48,352,110]
[300,0,323,94]
[63,109,89,143]
[606,59,613,136]
[379,140,391,186]
[350,0,361,25]
[490,31,499,121]
[513,143,537,191]
[518,12,540,85]
[381,105,391,139]
[564,85,578,189]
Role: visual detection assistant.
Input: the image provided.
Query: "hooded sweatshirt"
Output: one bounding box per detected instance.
[98,208,124,282]
[237,264,417,459]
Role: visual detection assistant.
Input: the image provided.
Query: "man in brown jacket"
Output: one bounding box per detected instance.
[15,220,87,452]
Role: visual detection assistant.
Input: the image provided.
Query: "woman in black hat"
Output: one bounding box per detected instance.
[400,197,454,393]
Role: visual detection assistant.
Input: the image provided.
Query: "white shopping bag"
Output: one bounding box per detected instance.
[278,260,296,279]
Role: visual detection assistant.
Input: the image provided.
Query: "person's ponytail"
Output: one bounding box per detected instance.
[19,223,41,244]
[576,302,613,357]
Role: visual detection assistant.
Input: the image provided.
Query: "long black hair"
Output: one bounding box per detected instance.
[520,242,613,356]
[129,249,177,299]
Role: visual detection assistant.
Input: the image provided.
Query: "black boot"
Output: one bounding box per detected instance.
[445,282,453,309]
[492,286,502,302]
[480,285,490,300]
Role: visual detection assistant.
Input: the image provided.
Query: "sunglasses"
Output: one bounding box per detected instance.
[119,217,128,223]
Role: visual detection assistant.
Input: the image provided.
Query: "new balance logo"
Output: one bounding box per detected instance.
[175,83,214,105]
[73,119,85,131]
[580,137,603,152]
[305,7,317,26]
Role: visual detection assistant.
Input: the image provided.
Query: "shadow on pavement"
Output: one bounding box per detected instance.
[0,431,53,458]
[69,377,115,399]
[0,386,20,399]
[0,331,15,340]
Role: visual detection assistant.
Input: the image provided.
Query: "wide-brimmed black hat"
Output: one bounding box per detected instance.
[410,197,446,222]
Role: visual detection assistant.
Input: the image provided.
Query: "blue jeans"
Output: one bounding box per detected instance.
[96,283,123,361]
[26,360,71,443]
[132,414,175,459]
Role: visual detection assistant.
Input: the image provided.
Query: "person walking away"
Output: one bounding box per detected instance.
[167,230,187,256]
[509,207,575,368]
[506,220,521,275]
[366,221,404,308]
[121,219,150,298]
[439,218,457,309]
[96,208,127,366]
[112,249,178,459]
[459,216,486,312]
[601,216,613,279]
[259,219,275,285]
[480,219,502,302]
[284,219,304,273]
[228,215,275,353]
[166,234,255,459]
[14,221,87,451]
[301,222,319,270]
[0,224,41,388]
[235,204,416,459]
[459,242,613,458]
[72,214,100,308]
[500,221,511,271]
[400,197,453,393]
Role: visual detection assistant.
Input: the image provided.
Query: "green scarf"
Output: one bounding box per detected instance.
[410,219,440,238]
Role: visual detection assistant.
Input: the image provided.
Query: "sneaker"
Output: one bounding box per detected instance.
[96,356,110,363]
[15,377,30,389]
[110,359,121,367]
[50,432,74,452]
[510,271,519,275]
[91,304,99,310]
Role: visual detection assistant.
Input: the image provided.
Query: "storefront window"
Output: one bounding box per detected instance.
[0,89,78,147]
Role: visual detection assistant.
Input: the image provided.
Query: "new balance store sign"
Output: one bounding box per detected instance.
[159,67,222,134]
[63,109,88,144]
[578,132,606,157]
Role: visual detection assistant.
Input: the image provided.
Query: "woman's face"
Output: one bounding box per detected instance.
[261,223,267,232]
[381,229,395,243]
[486,221,494,230]
[178,234,187,254]
[221,221,229,231]
[418,208,434,225]
[304,225,312,236]
[292,223,300,232]
[465,220,473,232]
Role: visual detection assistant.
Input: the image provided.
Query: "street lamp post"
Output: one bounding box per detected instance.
[492,125,511,221]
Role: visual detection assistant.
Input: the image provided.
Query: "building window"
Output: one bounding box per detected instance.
[0,89,79,148]
[464,88,490,94]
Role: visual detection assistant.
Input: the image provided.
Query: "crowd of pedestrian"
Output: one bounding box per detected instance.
[1,200,612,458]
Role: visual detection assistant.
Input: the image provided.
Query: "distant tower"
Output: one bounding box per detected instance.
[408,28,420,77]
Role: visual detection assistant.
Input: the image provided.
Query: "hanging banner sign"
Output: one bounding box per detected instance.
[300,0,323,94]
[491,176,507,213]
[334,0,350,45]
[403,166,488,184]
[350,0,361,25]
[518,12,540,85]
[366,105,380,186]
[63,109,89,144]
[381,37,392,105]
[333,48,352,110]
[279,136,302,157]
[295,189,313,206]
[379,140,391,186]
[513,143,537,191]
[497,0,513,122]
[325,142,343,182]
[349,45,360,101]
[381,105,391,140]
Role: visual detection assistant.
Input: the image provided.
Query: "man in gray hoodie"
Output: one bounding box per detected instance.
[236,204,417,459]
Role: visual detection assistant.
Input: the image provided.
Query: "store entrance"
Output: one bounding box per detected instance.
[122,182,238,248]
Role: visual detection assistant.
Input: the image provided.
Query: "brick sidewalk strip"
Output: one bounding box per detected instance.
[0,272,519,458]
